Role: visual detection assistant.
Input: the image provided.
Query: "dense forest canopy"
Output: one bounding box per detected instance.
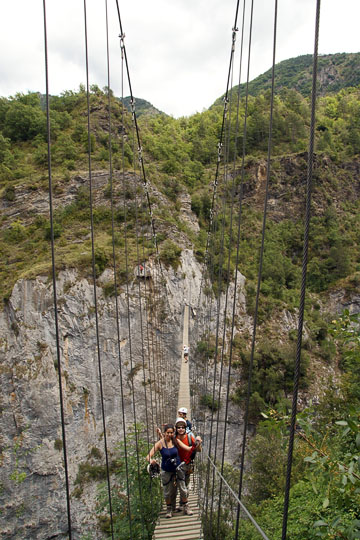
[1,79,359,301]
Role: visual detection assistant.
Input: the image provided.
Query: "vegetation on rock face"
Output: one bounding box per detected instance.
[199,313,360,540]
[238,315,360,539]
[1,56,360,302]
[159,239,182,269]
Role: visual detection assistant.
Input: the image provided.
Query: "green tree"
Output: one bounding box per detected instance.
[97,426,162,539]
[3,96,46,141]
[159,239,181,269]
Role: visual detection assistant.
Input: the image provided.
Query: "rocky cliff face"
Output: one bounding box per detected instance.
[2,153,359,538]
[0,248,248,539]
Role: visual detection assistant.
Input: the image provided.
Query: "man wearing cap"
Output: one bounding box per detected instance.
[177,407,192,432]
[178,407,202,444]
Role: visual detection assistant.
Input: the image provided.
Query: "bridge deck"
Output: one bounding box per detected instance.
[153,305,203,539]
[154,479,202,539]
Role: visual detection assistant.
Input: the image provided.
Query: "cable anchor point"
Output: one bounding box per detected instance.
[138,146,143,164]
[231,26,238,50]
[119,33,126,58]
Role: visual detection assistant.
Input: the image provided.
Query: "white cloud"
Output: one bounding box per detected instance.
[0,0,359,117]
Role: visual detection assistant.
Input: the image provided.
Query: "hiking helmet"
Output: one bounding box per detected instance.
[178,407,187,414]
[175,417,187,426]
[147,462,160,478]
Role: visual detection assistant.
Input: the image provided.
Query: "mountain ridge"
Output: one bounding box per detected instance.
[215,52,360,104]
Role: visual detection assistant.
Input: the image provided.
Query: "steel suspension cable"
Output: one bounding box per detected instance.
[42,1,72,536]
[229,0,255,536]
[83,1,114,537]
[200,0,244,528]
[114,0,161,269]
[134,175,151,449]
[208,456,270,540]
[118,39,147,540]
[209,42,238,535]
[115,3,169,429]
[131,121,158,439]
[204,216,226,525]
[104,0,133,535]
[196,12,241,313]
[215,2,248,534]
[234,2,278,537]
[130,140,165,529]
[281,1,321,538]
[152,274,167,424]
[194,261,214,512]
[133,166,159,522]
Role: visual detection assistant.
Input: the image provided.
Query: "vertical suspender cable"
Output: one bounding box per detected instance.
[104,1,133,536]
[281,1,321,538]
[121,153,147,540]
[209,35,238,534]
[83,1,114,537]
[231,0,255,537]
[114,0,169,429]
[129,121,158,437]
[234,1,278,537]
[203,4,241,524]
[42,2,72,537]
[133,194,151,447]
[204,212,225,525]
[133,181,152,447]
[115,0,161,268]
[215,1,248,535]
[133,172,157,521]
[118,37,147,540]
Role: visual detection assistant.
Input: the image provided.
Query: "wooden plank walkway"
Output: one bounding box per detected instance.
[154,479,202,539]
[153,305,203,539]
[178,304,191,413]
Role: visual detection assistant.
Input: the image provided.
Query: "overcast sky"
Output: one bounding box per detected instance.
[1,1,359,118]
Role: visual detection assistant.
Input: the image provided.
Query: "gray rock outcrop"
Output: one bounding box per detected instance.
[0,249,247,539]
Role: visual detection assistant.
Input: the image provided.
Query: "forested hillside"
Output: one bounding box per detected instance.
[1,51,359,538]
[215,52,360,102]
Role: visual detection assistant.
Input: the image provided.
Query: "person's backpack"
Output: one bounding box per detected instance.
[186,432,198,464]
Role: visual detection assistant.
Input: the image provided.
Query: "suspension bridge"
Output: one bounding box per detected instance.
[153,305,203,539]
[2,0,329,538]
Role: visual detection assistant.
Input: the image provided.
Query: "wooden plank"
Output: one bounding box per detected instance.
[156,517,201,529]
[155,532,202,539]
